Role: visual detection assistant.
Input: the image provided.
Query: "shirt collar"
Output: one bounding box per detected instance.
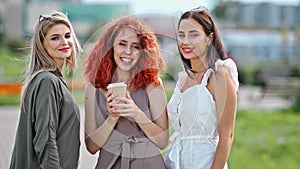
[50,69,68,87]
[50,68,63,78]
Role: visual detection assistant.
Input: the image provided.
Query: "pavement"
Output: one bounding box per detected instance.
[0,106,98,169]
[0,85,293,169]
[237,85,292,111]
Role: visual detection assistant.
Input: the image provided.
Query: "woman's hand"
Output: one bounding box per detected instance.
[105,90,120,120]
[112,91,149,123]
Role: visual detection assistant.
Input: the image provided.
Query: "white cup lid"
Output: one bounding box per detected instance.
[107,82,127,89]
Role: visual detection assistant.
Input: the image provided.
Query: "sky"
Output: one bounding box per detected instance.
[82,0,300,14]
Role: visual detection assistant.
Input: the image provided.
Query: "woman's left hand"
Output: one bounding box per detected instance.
[112,91,148,123]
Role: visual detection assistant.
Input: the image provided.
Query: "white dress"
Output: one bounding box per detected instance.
[165,59,239,169]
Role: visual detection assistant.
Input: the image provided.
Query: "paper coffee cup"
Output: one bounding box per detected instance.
[107,82,127,97]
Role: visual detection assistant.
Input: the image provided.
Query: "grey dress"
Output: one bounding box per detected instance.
[94,88,166,169]
[9,70,81,169]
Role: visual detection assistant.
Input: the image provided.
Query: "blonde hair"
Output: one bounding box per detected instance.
[21,11,82,107]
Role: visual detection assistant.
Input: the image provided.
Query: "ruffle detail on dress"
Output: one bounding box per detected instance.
[215,58,239,92]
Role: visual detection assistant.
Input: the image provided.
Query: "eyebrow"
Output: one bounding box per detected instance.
[178,30,199,34]
[118,40,128,43]
[189,30,199,33]
[48,34,60,38]
[49,32,70,37]
[118,39,140,45]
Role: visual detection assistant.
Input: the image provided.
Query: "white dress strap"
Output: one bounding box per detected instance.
[201,69,214,86]
[175,71,188,89]
[176,69,213,87]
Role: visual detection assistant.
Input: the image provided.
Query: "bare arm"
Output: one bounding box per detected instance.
[209,66,237,169]
[138,82,169,149]
[114,82,169,149]
[84,83,120,154]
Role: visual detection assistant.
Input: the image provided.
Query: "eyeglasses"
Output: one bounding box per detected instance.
[39,14,53,22]
[191,6,209,13]
[39,13,68,22]
[188,6,214,30]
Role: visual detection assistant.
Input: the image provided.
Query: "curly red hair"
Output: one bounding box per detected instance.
[83,16,165,92]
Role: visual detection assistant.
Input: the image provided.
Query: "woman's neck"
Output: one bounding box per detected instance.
[190,57,208,72]
[54,59,64,73]
[112,68,130,83]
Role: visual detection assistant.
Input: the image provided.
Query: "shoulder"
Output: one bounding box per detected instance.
[35,71,55,79]
[214,65,229,78]
[212,59,239,91]
[146,78,165,92]
[84,82,98,96]
[212,66,232,87]
[145,80,167,107]
[85,82,96,92]
[25,71,63,101]
[145,78,167,98]
[174,71,187,87]
[177,71,187,79]
[84,82,106,98]
[214,58,237,73]
[31,71,60,87]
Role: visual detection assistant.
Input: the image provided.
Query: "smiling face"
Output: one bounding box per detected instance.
[177,18,212,61]
[43,23,73,69]
[113,28,142,72]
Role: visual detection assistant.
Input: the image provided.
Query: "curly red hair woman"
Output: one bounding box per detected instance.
[83,16,169,169]
[84,16,165,92]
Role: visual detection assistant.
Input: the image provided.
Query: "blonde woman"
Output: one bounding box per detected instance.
[10,11,82,169]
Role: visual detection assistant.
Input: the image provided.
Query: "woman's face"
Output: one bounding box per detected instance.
[43,23,73,67]
[113,28,142,72]
[177,18,212,60]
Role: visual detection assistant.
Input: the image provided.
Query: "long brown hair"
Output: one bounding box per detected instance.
[178,7,227,73]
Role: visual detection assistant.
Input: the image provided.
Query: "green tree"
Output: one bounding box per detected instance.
[212,1,240,21]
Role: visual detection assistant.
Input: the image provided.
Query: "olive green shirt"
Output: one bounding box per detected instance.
[10,70,81,169]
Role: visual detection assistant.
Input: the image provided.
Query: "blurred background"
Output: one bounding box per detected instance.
[1,0,300,168]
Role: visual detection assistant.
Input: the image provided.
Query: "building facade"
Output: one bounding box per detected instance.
[1,0,129,39]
